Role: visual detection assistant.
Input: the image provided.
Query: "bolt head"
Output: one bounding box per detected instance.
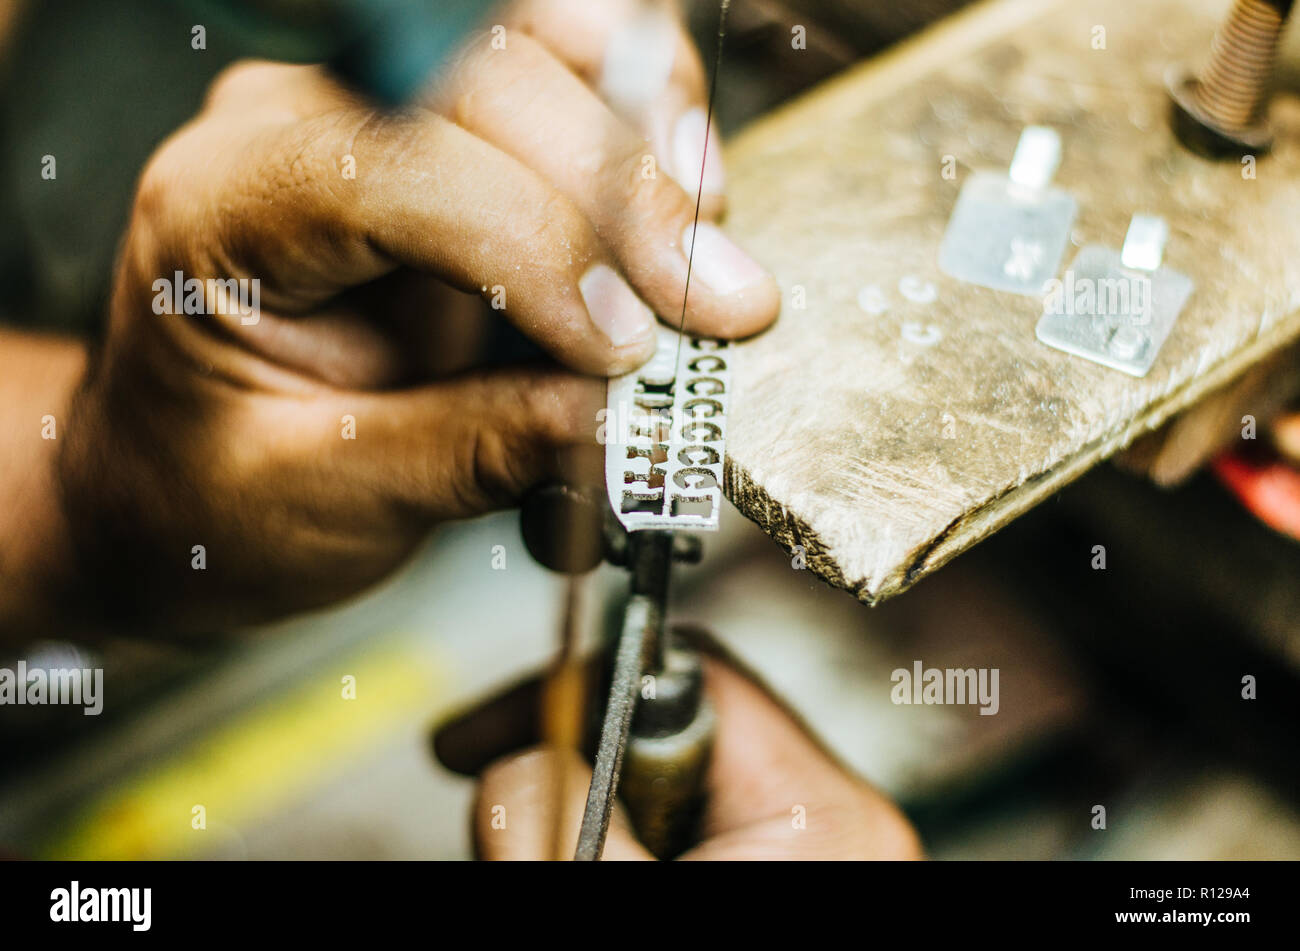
[1168,75,1273,159]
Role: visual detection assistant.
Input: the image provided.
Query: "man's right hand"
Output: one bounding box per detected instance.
[59,6,779,632]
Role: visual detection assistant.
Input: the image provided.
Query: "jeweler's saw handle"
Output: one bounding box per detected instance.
[520,484,714,860]
[620,631,715,859]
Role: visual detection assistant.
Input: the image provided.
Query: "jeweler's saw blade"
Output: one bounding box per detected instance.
[604,324,732,532]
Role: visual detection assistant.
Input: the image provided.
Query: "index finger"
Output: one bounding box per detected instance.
[151,63,660,375]
[505,0,726,210]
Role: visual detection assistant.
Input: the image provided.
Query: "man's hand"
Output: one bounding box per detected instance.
[52,0,779,633]
[473,658,924,861]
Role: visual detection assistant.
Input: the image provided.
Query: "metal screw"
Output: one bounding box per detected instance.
[1169,0,1295,157]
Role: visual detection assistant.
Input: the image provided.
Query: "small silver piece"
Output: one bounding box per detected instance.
[1119,213,1169,272]
[1008,125,1063,189]
[939,126,1077,296]
[605,325,731,532]
[1036,214,1194,377]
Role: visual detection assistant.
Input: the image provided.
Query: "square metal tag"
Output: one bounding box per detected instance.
[939,171,1077,295]
[1035,245,1194,377]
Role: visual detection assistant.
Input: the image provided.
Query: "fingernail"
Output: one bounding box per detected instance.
[671,108,725,195]
[683,223,767,296]
[580,264,655,348]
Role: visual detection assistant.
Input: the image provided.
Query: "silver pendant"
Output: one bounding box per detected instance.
[1036,214,1194,377]
[939,126,1077,296]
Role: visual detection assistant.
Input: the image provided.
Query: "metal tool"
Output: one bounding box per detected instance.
[518,1,734,861]
[616,627,716,859]
[519,479,716,859]
[570,0,735,861]
[1169,0,1295,157]
[571,529,708,860]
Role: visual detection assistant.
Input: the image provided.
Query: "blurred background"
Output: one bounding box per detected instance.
[1,0,1298,859]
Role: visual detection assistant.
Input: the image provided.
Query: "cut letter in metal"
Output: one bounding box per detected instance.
[604,325,731,533]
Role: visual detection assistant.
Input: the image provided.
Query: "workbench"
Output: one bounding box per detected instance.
[722,0,1300,603]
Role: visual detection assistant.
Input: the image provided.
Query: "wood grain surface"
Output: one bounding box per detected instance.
[721,0,1300,604]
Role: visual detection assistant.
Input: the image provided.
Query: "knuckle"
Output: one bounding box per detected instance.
[257,117,332,200]
[447,33,547,128]
[133,155,170,227]
[548,379,603,442]
[527,188,592,262]
[204,59,276,111]
[623,161,691,240]
[604,139,652,195]
[446,422,533,515]
[130,140,190,255]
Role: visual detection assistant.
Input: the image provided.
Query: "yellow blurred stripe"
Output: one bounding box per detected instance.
[39,643,443,859]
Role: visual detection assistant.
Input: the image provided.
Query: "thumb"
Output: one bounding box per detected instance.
[682,656,924,861]
[474,747,653,861]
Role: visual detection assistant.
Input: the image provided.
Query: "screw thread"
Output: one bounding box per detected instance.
[1193,0,1294,129]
